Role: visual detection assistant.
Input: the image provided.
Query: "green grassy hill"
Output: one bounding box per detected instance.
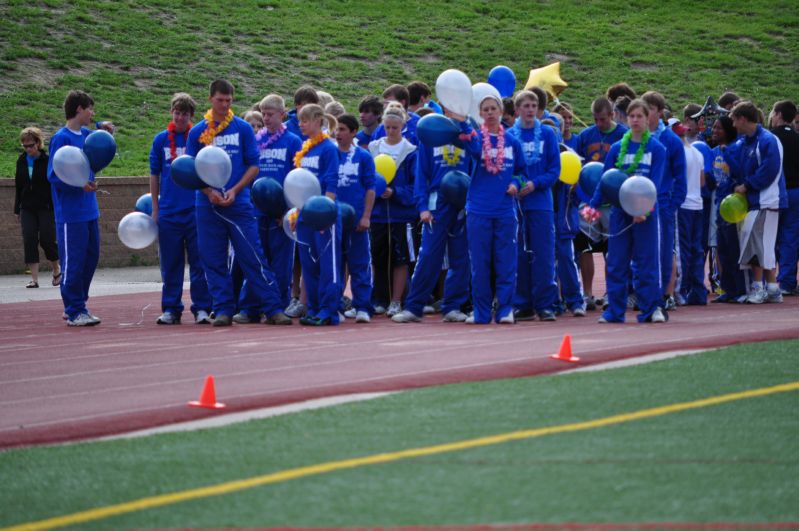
[1,0,797,177]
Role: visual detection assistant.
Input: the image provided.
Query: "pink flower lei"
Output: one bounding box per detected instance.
[481,123,505,174]
[256,124,286,151]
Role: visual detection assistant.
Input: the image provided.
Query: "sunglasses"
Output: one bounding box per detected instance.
[22,143,36,149]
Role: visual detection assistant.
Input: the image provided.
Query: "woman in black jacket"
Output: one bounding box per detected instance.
[14,127,60,288]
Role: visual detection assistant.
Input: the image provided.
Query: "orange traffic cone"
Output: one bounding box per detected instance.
[188,375,226,409]
[549,334,580,363]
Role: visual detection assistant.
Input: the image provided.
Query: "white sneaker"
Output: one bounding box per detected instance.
[373,305,386,315]
[572,306,587,317]
[344,308,357,319]
[423,305,436,314]
[746,288,768,304]
[157,312,180,325]
[465,315,476,324]
[285,298,306,318]
[62,312,69,320]
[498,312,514,324]
[355,311,371,323]
[87,313,102,325]
[392,310,421,323]
[386,301,402,317]
[195,310,212,324]
[767,290,784,303]
[650,308,666,323]
[442,310,468,322]
[68,313,99,327]
[232,312,259,324]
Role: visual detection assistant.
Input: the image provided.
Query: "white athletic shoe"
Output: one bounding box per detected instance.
[498,312,514,324]
[373,305,387,315]
[767,289,784,303]
[386,301,402,317]
[442,310,468,322]
[68,313,99,327]
[285,298,306,318]
[344,308,357,319]
[392,310,421,323]
[157,312,180,325]
[746,287,768,304]
[465,315,476,324]
[355,311,371,323]
[195,310,212,324]
[650,308,666,323]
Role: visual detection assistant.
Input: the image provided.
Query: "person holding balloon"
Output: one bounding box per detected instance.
[293,103,343,326]
[186,79,291,327]
[453,93,526,324]
[47,90,112,326]
[709,115,747,303]
[233,94,304,323]
[149,92,212,325]
[368,104,418,317]
[335,114,377,323]
[391,110,473,324]
[584,99,667,323]
[509,90,562,322]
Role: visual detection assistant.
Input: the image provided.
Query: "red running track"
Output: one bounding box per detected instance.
[1,292,798,448]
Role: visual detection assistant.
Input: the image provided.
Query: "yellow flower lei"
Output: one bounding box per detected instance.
[442,145,462,166]
[199,109,234,145]
[293,132,331,168]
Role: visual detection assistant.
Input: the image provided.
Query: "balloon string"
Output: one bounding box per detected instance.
[589,221,634,239]
[552,97,589,129]
[211,206,275,286]
[119,303,152,326]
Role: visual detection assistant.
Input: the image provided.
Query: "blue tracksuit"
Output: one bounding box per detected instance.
[772,125,799,291]
[651,122,687,297]
[371,112,420,145]
[577,123,628,164]
[337,144,376,314]
[563,134,579,152]
[187,115,284,319]
[509,120,561,314]
[238,129,303,315]
[555,181,583,311]
[150,128,211,317]
[283,109,305,140]
[712,143,747,299]
[355,130,373,149]
[296,137,342,322]
[737,125,787,211]
[402,142,473,317]
[461,123,527,323]
[47,126,100,320]
[591,136,666,322]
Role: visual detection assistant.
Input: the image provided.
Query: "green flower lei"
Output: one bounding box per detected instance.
[616,129,651,175]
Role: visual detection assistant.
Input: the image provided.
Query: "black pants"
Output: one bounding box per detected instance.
[20,208,58,264]
[370,222,410,306]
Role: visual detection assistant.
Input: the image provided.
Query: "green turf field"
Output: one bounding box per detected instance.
[1,0,797,177]
[2,339,797,528]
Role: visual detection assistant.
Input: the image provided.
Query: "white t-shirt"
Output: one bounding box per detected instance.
[681,144,704,211]
[378,139,405,162]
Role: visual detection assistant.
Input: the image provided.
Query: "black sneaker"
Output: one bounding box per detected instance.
[265,312,293,325]
[513,308,537,321]
[212,314,232,327]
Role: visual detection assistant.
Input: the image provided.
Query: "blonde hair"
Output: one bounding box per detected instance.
[325,101,346,118]
[382,103,407,124]
[316,90,334,108]
[258,94,286,113]
[298,104,338,132]
[20,127,44,150]
[513,90,538,107]
[243,110,264,128]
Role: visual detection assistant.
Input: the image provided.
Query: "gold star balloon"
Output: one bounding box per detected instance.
[524,62,568,100]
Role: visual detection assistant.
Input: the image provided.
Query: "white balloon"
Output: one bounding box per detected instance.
[469,83,502,126]
[619,176,657,217]
[118,212,158,249]
[283,168,321,209]
[52,146,90,187]
[435,69,472,117]
[195,146,232,189]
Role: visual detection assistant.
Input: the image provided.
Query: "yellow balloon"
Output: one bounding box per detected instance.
[559,151,580,185]
[374,154,397,184]
[524,62,568,101]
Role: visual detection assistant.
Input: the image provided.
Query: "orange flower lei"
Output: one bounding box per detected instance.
[294,132,331,168]
[198,109,234,146]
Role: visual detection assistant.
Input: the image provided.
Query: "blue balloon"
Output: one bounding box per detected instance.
[339,202,357,231]
[599,168,629,207]
[416,114,460,148]
[440,170,471,210]
[301,195,337,231]
[487,65,516,98]
[83,130,117,173]
[170,155,206,190]
[579,162,605,198]
[252,177,287,218]
[374,174,387,198]
[135,193,153,216]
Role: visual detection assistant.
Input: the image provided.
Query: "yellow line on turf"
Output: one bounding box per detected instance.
[6,380,799,531]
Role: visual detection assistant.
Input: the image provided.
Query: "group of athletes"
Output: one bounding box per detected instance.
[43,77,798,327]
